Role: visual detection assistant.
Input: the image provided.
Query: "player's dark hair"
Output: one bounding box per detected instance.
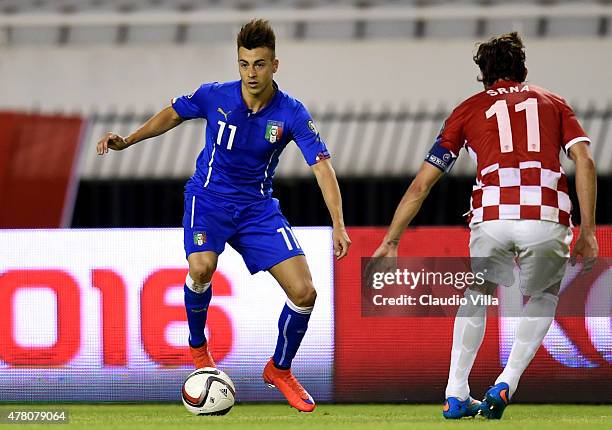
[474,32,527,87]
[237,19,276,56]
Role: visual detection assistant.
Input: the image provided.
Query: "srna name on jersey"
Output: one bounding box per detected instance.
[486,85,530,97]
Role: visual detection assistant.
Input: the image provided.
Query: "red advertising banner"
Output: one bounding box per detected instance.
[0,112,83,228]
[334,226,612,403]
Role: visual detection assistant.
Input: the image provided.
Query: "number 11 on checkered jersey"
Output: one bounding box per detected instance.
[486,98,541,153]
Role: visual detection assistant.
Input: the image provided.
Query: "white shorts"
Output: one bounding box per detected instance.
[469,219,573,296]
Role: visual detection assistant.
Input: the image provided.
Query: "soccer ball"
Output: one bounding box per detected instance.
[181,368,236,415]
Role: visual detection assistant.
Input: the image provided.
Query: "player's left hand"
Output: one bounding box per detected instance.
[333,226,351,260]
[570,229,598,273]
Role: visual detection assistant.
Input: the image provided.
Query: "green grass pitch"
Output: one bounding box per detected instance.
[2,404,611,430]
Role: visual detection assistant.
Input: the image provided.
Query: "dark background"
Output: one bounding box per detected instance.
[72,175,611,228]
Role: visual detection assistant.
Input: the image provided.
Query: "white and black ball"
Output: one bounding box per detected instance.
[181,368,236,415]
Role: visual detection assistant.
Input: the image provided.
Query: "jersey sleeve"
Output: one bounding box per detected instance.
[424,108,464,173]
[556,97,590,153]
[171,83,214,120]
[290,102,330,166]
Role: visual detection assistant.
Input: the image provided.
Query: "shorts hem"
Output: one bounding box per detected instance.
[185,245,225,259]
[246,249,305,275]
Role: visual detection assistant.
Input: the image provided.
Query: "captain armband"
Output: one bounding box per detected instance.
[424,138,458,173]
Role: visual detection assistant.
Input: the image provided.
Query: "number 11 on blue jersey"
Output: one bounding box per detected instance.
[217,121,237,150]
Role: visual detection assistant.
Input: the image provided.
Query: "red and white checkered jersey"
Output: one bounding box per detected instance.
[438,80,590,227]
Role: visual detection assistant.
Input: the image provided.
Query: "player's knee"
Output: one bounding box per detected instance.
[189,259,217,285]
[291,284,317,308]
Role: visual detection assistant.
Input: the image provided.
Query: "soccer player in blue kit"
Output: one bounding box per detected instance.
[96,19,351,412]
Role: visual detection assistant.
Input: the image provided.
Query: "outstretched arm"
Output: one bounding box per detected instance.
[373,162,444,257]
[568,141,598,268]
[96,105,183,155]
[311,158,351,260]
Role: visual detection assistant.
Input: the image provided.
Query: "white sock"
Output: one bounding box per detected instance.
[496,292,558,398]
[445,289,488,400]
[185,273,211,294]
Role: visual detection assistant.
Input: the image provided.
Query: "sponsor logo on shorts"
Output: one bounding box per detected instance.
[193,232,207,246]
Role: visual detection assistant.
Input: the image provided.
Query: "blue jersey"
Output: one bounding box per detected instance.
[172,80,330,201]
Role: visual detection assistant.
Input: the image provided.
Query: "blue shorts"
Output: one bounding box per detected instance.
[183,192,305,274]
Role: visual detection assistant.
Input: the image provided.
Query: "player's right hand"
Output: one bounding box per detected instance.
[372,242,398,259]
[96,132,129,155]
[363,241,399,289]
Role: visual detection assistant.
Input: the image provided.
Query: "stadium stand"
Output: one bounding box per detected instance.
[79,104,612,179]
[1,0,612,46]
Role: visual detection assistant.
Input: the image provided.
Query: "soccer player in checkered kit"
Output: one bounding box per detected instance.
[96,19,351,412]
[372,32,598,419]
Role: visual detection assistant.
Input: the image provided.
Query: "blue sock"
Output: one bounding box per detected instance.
[272,302,312,370]
[184,283,212,348]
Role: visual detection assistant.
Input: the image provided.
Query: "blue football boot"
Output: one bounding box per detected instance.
[442,396,482,419]
[479,382,510,419]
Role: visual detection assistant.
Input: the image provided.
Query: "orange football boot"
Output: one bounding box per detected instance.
[262,358,316,412]
[189,342,216,369]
